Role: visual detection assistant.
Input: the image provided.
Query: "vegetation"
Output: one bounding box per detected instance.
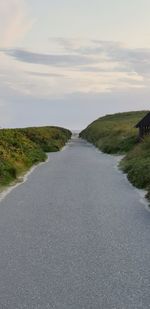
[120,137,150,200]
[79,111,148,153]
[0,126,71,186]
[80,111,150,201]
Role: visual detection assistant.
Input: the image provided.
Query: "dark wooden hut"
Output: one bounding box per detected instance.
[135,112,150,139]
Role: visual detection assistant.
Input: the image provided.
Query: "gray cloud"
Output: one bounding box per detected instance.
[3,48,96,67]
[77,41,123,56]
[49,38,123,55]
[48,38,150,77]
[49,38,75,50]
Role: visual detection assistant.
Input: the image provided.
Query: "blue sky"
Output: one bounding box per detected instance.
[0,0,150,129]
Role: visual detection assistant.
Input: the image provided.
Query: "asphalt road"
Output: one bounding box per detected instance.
[0,137,150,308]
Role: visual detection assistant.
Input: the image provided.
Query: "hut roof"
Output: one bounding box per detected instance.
[135,112,150,128]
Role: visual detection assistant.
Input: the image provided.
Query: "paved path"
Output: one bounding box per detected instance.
[0,137,150,308]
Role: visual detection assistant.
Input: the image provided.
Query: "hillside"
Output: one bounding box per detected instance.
[0,126,71,187]
[79,111,150,201]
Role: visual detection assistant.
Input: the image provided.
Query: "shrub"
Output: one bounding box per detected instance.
[0,126,71,186]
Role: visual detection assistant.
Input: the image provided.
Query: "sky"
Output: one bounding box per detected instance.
[0,0,150,130]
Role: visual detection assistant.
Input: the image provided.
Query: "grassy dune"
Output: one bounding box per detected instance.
[0,126,71,186]
[80,111,150,201]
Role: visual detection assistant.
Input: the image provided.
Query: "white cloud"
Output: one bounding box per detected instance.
[1,38,149,97]
[0,0,34,47]
[0,38,150,103]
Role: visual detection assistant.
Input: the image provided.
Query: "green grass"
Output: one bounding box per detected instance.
[0,126,71,186]
[120,137,150,200]
[80,111,150,201]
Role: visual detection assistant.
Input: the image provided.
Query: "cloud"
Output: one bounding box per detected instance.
[3,40,150,79]
[0,0,34,47]
[79,66,129,73]
[48,38,150,78]
[49,38,77,51]
[3,48,97,67]
[1,38,150,98]
[49,37,124,55]
[26,71,66,78]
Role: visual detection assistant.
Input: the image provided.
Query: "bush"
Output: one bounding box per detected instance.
[80,111,148,154]
[0,126,71,186]
[80,111,150,201]
[120,137,150,198]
